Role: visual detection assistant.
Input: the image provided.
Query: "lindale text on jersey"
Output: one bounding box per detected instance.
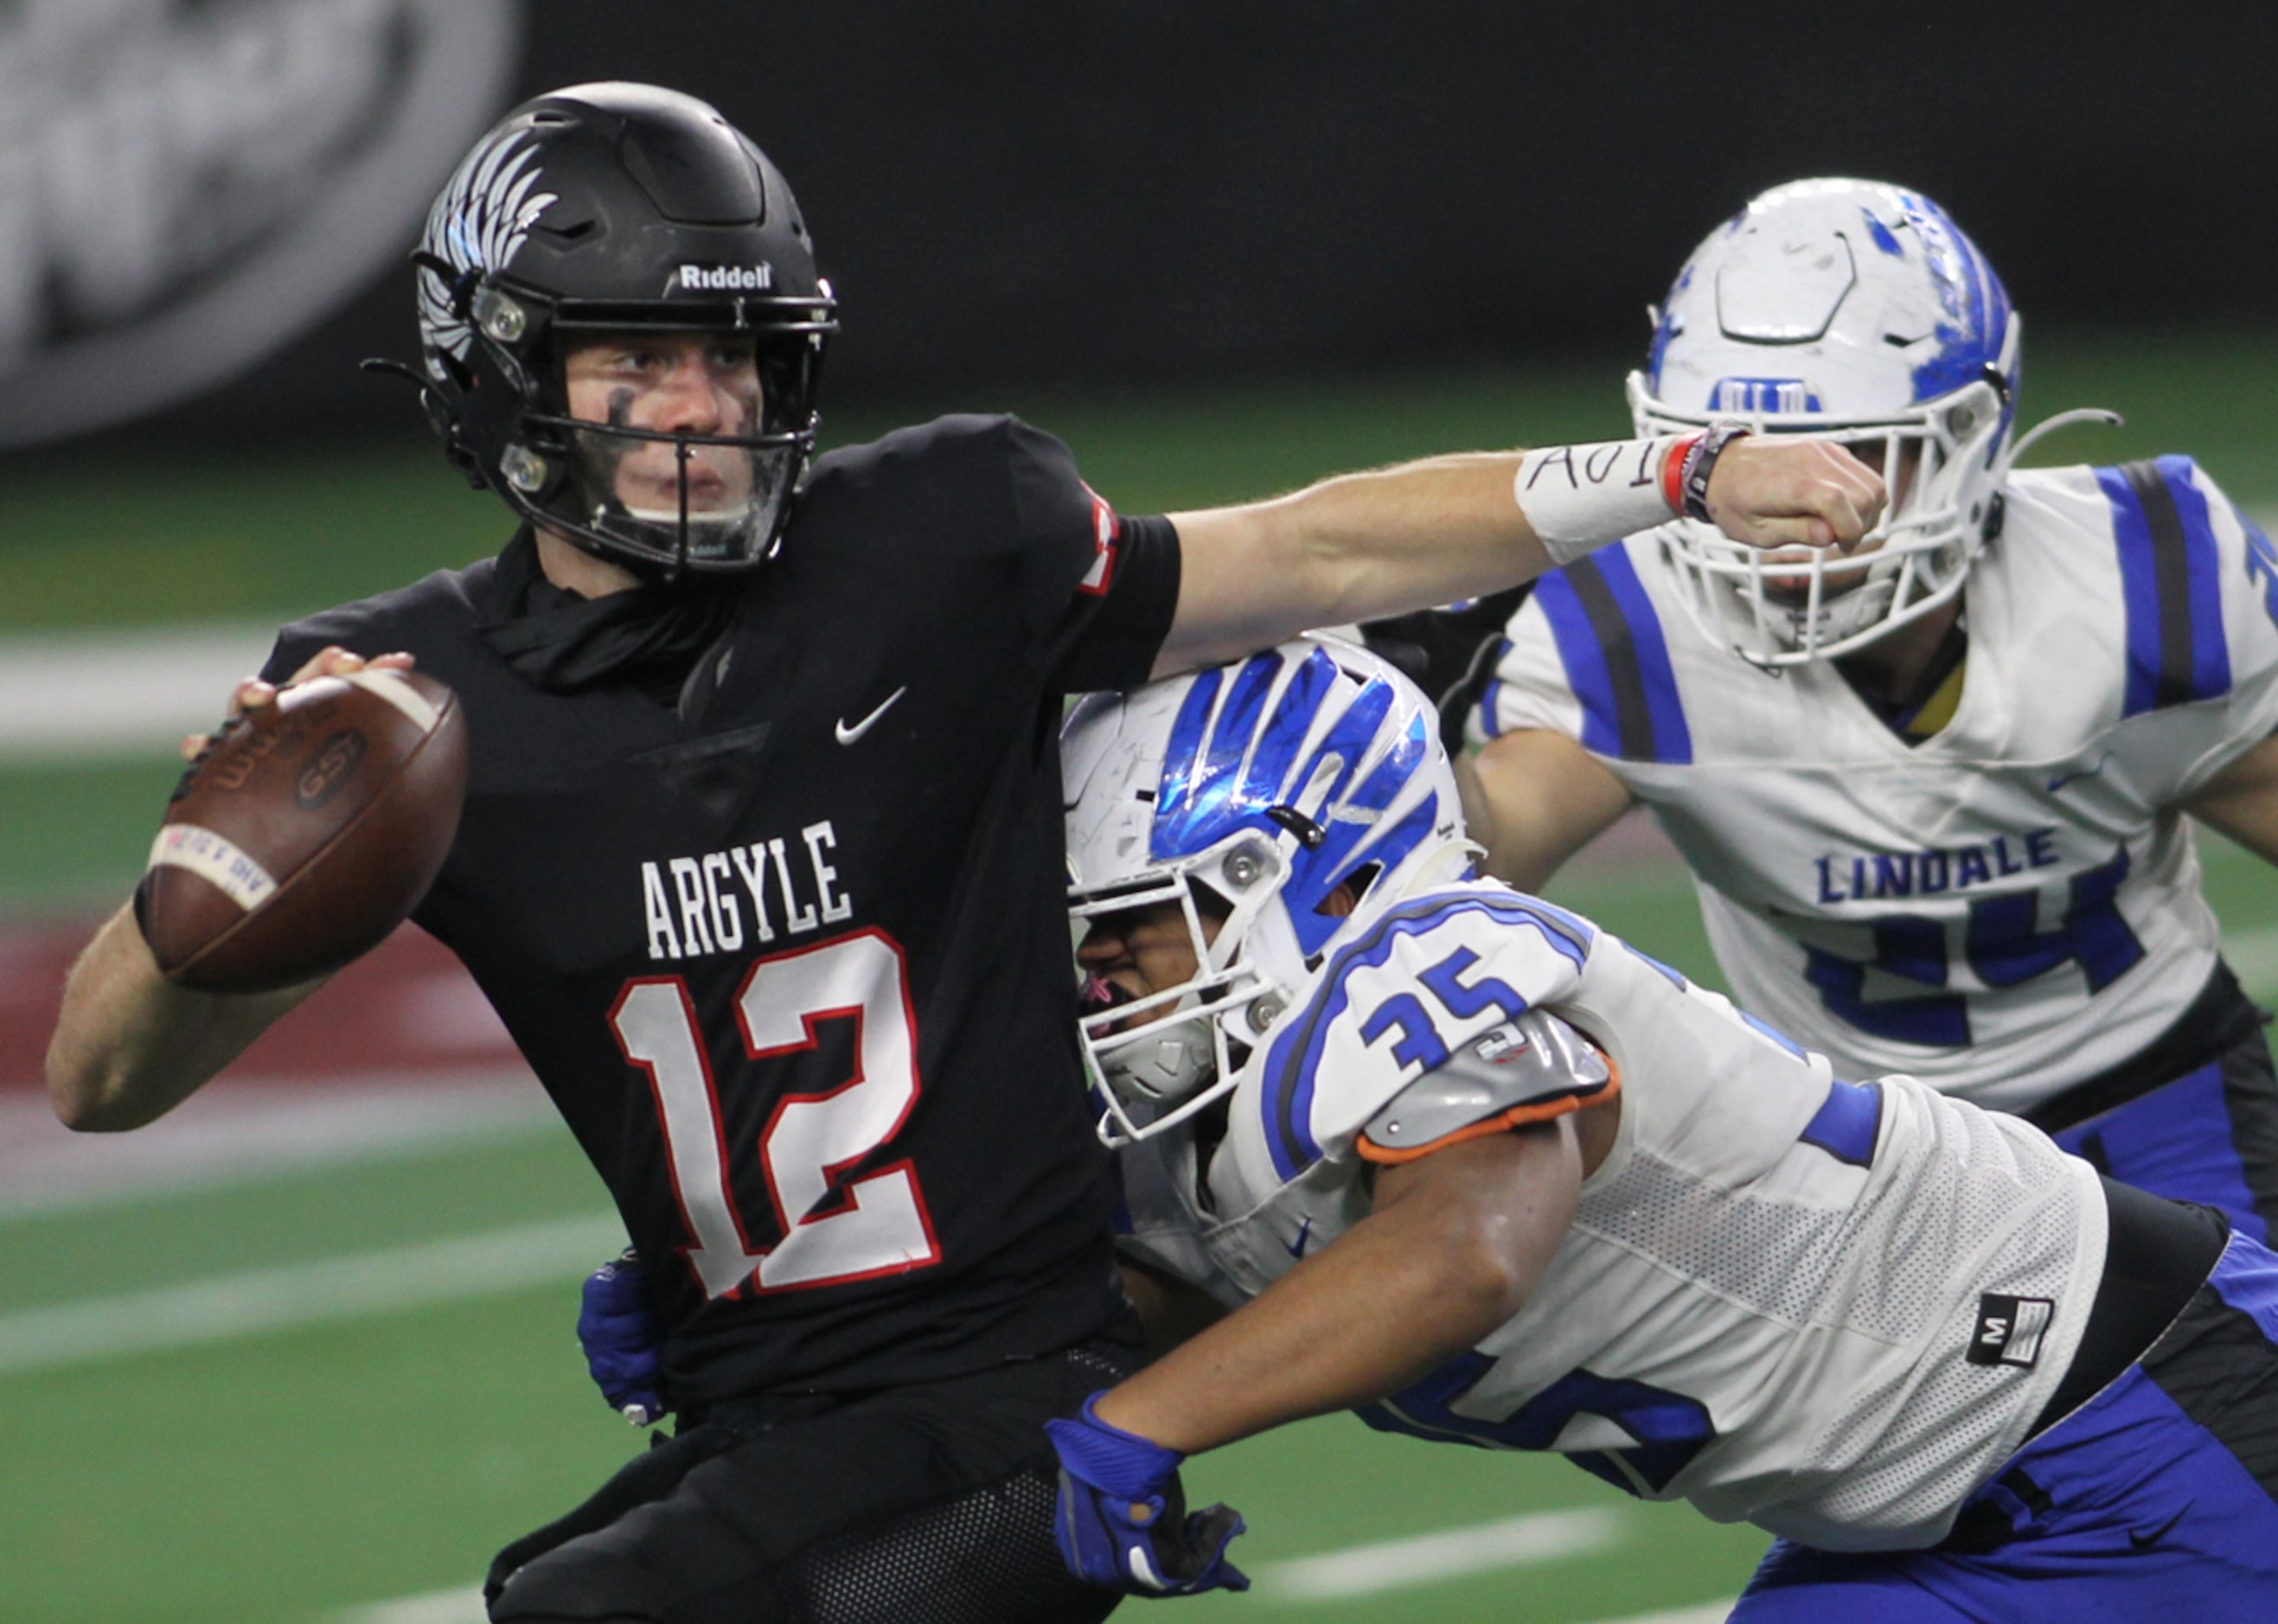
[641,822,853,962]
[1814,828,2061,905]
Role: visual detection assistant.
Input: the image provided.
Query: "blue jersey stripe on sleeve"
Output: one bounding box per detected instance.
[1533,553,1693,764]
[1594,547,1693,763]
[2102,457,2231,717]
[1535,569,1625,757]
[1799,1078,1882,1167]
[2157,454,2233,705]
[2100,464,2165,716]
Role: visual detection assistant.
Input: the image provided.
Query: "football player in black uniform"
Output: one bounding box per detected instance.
[46,82,1883,1623]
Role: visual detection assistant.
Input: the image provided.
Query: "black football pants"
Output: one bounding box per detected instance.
[487,1338,1136,1624]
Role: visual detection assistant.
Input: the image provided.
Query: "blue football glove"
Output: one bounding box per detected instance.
[1045,1393,1251,1596]
[577,1250,666,1427]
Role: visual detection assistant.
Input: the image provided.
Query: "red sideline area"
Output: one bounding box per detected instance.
[0,919,518,1090]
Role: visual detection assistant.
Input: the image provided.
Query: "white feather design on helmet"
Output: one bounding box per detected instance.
[417,128,557,370]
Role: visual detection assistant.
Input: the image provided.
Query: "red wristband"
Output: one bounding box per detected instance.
[1660,434,1703,515]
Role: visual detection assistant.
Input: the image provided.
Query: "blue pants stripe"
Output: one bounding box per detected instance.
[2052,1026,2278,1244]
[1731,1233,2278,1621]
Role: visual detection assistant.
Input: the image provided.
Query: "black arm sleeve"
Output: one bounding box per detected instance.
[990,415,1181,693]
[1041,513,1180,694]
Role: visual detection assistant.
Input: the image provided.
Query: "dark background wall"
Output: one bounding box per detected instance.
[5,1,2270,449]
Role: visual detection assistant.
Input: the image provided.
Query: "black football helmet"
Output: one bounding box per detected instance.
[409,82,836,579]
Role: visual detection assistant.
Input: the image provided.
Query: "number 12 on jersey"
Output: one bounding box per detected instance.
[611,930,941,1300]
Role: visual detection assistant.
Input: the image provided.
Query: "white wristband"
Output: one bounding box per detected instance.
[1513,437,1689,566]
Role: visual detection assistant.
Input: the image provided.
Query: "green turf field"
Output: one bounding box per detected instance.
[0,1132,1769,1624]
[6,335,2278,1621]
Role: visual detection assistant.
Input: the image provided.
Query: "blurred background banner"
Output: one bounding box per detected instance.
[0,0,522,447]
[3,1,2273,447]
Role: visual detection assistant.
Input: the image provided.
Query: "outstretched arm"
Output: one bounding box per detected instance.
[1094,1120,1584,1455]
[1155,435,1883,677]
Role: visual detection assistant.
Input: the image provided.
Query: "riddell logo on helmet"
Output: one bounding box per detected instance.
[679,264,776,292]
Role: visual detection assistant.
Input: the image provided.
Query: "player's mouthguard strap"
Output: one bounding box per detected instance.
[1079,974,1138,1016]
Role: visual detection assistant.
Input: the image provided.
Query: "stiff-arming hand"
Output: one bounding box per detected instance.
[1704,436,1888,553]
[1045,1393,1250,1596]
[577,1250,667,1427]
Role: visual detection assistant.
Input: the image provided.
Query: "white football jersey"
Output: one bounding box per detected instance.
[1471,459,2278,1109]
[1114,880,2106,1550]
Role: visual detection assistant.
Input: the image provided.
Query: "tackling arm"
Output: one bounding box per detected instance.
[1091,1120,1584,1455]
[1117,1258,1231,1363]
[1154,436,1883,678]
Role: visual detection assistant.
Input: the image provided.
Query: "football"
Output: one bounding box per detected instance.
[140,667,468,993]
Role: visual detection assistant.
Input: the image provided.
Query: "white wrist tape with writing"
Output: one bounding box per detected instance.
[1513,435,1693,566]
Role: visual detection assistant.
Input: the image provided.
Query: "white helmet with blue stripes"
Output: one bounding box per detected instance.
[1063,636,1473,1146]
[1633,178,2032,665]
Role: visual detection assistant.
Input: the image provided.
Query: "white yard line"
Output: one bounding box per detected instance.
[330,1561,1731,1624]
[331,1589,486,1624]
[0,620,281,759]
[1256,1504,1628,1601]
[0,1071,554,1218]
[327,1529,1708,1624]
[0,1211,624,1378]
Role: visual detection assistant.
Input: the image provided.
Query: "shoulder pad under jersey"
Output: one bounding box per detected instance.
[1360,1007,1612,1160]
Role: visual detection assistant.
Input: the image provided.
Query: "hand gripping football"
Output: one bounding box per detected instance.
[140,668,468,993]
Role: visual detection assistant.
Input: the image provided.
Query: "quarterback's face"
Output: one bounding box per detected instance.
[562,330,763,518]
[1076,897,1222,1031]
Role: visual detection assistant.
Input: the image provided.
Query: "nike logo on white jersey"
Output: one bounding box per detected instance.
[835,687,906,745]
[2045,751,2113,793]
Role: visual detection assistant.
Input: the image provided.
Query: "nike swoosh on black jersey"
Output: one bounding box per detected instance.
[835,687,907,745]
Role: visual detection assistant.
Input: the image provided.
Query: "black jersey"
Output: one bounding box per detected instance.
[266,416,1178,1401]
